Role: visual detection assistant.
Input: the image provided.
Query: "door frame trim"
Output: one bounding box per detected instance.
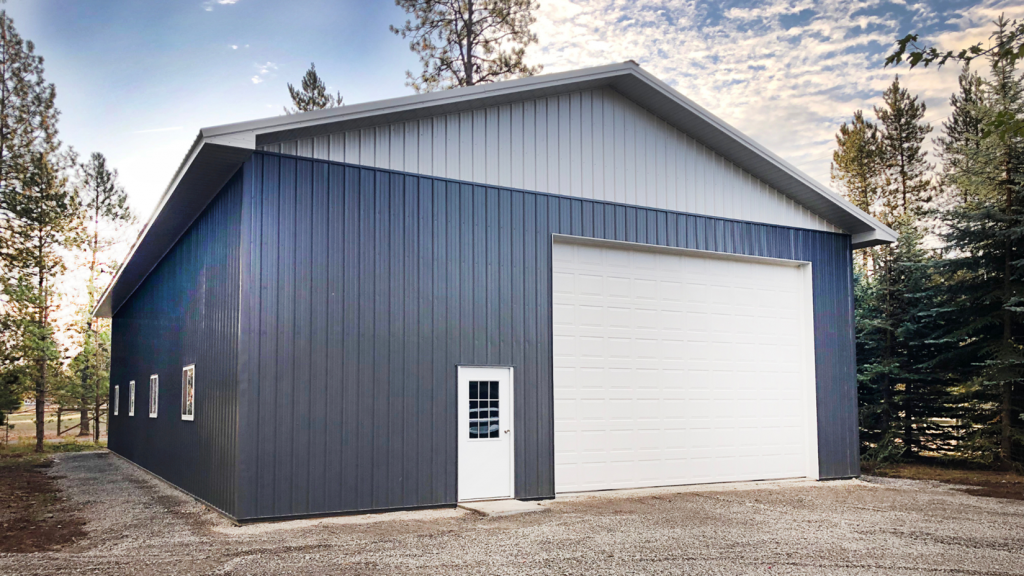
[457,365,516,502]
[551,233,813,268]
[550,234,820,488]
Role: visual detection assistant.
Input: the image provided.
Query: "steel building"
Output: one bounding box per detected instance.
[97,62,895,522]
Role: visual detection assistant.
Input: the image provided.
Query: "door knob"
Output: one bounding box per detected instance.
[504,429,510,434]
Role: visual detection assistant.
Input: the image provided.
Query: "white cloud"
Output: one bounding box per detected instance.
[231,45,238,50]
[530,0,1024,189]
[250,61,276,84]
[203,0,239,11]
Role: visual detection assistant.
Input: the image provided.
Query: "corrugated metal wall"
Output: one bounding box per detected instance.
[108,171,243,517]
[259,87,841,234]
[234,152,857,521]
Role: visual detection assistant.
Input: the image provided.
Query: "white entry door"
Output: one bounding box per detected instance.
[458,367,514,501]
[552,238,818,493]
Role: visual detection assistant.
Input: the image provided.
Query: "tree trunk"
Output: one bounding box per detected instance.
[465,0,474,86]
[83,198,101,441]
[882,247,893,436]
[34,237,47,453]
[904,383,914,457]
[34,357,45,452]
[94,384,102,443]
[79,407,90,436]
[1000,164,1014,468]
[1001,381,1012,467]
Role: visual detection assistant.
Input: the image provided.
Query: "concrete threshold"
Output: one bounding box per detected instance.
[458,499,549,517]
[556,477,865,502]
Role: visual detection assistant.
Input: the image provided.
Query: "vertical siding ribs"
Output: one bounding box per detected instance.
[116,151,857,522]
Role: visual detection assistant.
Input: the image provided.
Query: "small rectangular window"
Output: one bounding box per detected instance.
[181,365,195,421]
[128,381,135,417]
[113,385,119,416]
[149,374,159,418]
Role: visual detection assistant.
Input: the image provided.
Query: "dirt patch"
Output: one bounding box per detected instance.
[0,454,87,553]
[873,463,1024,501]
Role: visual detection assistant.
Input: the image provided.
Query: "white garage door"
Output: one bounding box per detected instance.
[552,238,818,493]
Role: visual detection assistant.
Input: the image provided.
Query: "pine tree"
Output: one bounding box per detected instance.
[832,110,883,219]
[0,312,26,447]
[285,63,342,115]
[390,0,543,93]
[876,76,933,217]
[937,66,987,204]
[836,78,939,464]
[0,12,74,452]
[74,153,132,439]
[0,10,59,277]
[3,149,82,452]
[887,15,1024,141]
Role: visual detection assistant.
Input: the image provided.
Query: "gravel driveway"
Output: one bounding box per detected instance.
[2,451,1023,575]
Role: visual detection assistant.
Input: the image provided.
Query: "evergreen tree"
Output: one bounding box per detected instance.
[854,265,894,463]
[3,149,81,452]
[928,21,1024,467]
[0,12,73,452]
[390,0,543,93]
[0,10,59,276]
[66,329,109,441]
[855,218,949,462]
[937,66,987,204]
[832,110,883,219]
[73,153,132,439]
[837,78,939,464]
[890,223,958,457]
[875,76,933,217]
[0,312,26,446]
[887,15,1024,141]
[285,63,342,114]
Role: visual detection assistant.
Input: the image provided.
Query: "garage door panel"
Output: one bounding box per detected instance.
[553,240,817,493]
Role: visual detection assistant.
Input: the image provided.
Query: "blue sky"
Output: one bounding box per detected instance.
[7,0,1020,221]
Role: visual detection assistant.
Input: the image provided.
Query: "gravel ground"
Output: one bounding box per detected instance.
[2,452,1023,575]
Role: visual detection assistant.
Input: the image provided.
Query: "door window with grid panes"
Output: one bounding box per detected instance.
[468,380,499,439]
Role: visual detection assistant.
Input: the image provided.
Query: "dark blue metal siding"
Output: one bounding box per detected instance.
[108,170,243,517]
[235,152,858,521]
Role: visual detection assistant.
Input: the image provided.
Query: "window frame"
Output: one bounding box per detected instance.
[128,380,135,417]
[149,374,159,418]
[181,365,195,421]
[113,385,119,416]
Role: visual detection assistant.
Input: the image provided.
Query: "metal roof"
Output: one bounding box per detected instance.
[94,61,895,318]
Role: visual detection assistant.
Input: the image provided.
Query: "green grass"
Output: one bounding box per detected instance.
[1,437,106,455]
[4,409,105,442]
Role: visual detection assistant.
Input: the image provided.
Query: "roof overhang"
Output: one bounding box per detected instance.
[93,133,254,317]
[95,62,894,318]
